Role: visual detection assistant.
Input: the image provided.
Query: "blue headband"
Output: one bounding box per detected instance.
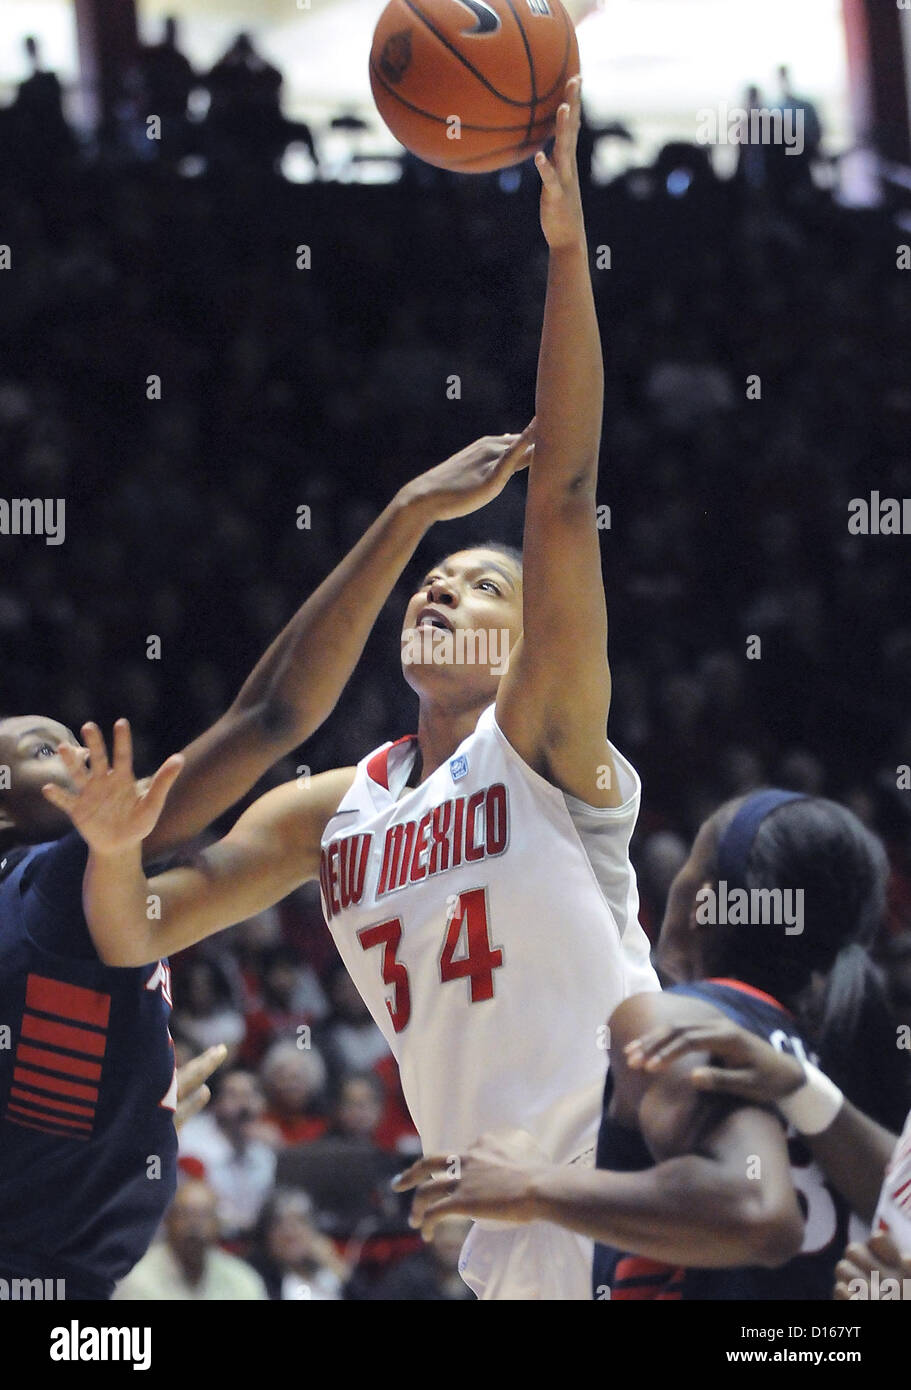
[716,789,808,891]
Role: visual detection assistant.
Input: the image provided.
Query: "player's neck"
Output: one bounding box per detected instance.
[415,697,489,783]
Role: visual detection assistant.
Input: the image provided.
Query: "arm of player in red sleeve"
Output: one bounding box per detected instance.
[142,430,533,858]
[495,76,620,808]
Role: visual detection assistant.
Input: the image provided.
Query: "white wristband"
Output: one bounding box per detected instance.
[777,1060,844,1135]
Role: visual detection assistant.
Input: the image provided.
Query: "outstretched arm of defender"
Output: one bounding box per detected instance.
[496,77,619,807]
[44,720,353,967]
[142,430,532,857]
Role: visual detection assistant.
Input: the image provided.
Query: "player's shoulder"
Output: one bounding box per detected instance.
[608,985,725,1046]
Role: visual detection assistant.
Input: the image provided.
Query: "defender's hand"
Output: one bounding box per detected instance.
[393,1134,542,1239]
[834,1232,911,1300]
[624,1018,805,1103]
[175,1044,228,1130]
[402,421,535,523]
[41,719,184,855]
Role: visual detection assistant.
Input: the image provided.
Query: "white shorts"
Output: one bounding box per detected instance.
[458,1221,594,1301]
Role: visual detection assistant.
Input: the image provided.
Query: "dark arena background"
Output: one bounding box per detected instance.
[2,0,911,1346]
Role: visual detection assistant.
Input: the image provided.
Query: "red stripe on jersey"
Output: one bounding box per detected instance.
[366,736,416,791]
[21,1013,107,1057]
[13,1066,99,1103]
[707,978,792,1016]
[15,1044,103,1081]
[366,747,391,789]
[610,1255,685,1301]
[25,974,111,1028]
[7,1104,92,1132]
[10,1087,95,1118]
[5,1113,90,1142]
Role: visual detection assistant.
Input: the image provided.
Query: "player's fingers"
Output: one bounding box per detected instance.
[420,1197,463,1240]
[553,101,571,161]
[839,1243,877,1277]
[112,718,134,775]
[868,1231,902,1268]
[511,444,534,475]
[81,722,110,776]
[534,149,559,192]
[832,1280,854,1301]
[174,1084,211,1131]
[628,1024,741,1070]
[565,74,582,132]
[176,1044,229,1102]
[688,1065,758,1095]
[391,1155,450,1191]
[140,754,185,825]
[57,740,90,785]
[625,1024,699,1068]
[409,1177,458,1227]
[41,783,78,815]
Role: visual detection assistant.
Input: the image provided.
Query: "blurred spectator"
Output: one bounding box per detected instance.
[251,1189,350,1299]
[770,64,823,206]
[179,1070,276,1240]
[735,85,771,196]
[241,943,329,1065]
[203,32,318,172]
[114,1180,266,1299]
[10,36,74,172]
[881,934,911,1035]
[172,954,246,1062]
[134,16,197,160]
[275,1075,401,1238]
[369,1217,475,1300]
[372,1054,420,1155]
[637,830,688,942]
[259,1039,329,1146]
[321,966,391,1083]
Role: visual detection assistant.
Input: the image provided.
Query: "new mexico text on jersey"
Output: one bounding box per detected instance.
[319,704,659,1165]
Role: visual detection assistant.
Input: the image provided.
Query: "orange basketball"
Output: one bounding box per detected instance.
[369,0,580,173]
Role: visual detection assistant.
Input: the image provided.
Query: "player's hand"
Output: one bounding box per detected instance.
[174,1044,228,1130]
[536,75,585,250]
[41,719,184,855]
[624,1018,805,1103]
[392,1134,542,1239]
[402,420,535,522]
[834,1232,911,1300]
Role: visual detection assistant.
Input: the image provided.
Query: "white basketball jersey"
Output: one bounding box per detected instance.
[319,704,659,1163]
[874,1107,911,1250]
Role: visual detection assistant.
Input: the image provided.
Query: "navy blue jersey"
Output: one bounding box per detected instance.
[592,979,856,1301]
[0,833,178,1299]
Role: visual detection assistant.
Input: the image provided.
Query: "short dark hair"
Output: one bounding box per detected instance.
[432,542,523,575]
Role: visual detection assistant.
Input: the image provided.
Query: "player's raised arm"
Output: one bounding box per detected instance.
[143,429,533,857]
[43,720,354,966]
[495,76,619,808]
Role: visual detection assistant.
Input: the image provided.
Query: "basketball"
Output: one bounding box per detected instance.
[369,0,580,173]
